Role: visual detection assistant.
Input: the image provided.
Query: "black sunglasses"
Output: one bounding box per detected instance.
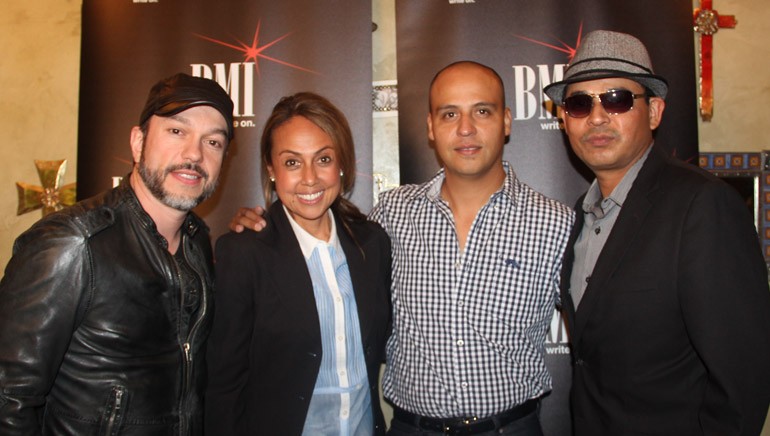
[562,90,646,118]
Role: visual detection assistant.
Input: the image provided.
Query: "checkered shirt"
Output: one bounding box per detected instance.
[370,162,574,418]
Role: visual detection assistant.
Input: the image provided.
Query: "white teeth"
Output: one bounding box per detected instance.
[298,191,323,201]
[178,173,200,180]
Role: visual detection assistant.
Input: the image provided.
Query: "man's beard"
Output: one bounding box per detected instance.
[138,155,218,212]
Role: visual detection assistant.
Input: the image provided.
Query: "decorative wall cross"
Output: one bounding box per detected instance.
[16,159,77,217]
[693,0,737,121]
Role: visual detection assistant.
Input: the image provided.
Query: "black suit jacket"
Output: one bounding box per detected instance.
[204,202,391,436]
[560,145,770,435]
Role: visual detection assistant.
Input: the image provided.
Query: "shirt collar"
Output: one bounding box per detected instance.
[423,161,519,206]
[120,178,204,246]
[282,205,340,259]
[582,144,653,216]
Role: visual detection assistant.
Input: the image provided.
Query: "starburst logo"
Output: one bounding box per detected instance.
[193,20,318,76]
[188,20,320,123]
[513,23,585,63]
[505,24,585,127]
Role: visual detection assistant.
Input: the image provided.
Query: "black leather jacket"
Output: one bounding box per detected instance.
[0,181,214,435]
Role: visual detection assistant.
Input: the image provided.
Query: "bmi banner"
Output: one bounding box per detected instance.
[395,1,698,435]
[78,0,373,239]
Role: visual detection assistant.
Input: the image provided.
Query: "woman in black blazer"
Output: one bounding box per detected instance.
[205,93,391,435]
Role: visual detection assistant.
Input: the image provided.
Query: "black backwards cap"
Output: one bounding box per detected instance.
[139,73,235,140]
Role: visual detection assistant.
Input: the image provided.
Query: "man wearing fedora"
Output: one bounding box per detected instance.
[544,30,770,435]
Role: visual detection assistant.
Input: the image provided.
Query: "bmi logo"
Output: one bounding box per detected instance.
[546,308,570,355]
[191,63,256,121]
[188,21,317,128]
[509,64,566,124]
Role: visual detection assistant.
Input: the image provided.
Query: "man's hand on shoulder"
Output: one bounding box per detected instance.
[229,206,267,233]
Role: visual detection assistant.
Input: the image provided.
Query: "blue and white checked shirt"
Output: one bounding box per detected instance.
[370,162,574,419]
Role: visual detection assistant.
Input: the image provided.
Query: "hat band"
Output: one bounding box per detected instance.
[566,57,655,76]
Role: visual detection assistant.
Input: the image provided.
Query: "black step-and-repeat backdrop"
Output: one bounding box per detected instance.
[78,0,373,238]
[395,1,697,435]
[79,1,697,435]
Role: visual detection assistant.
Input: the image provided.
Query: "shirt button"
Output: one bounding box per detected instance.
[456,339,465,346]
[339,370,346,377]
[461,382,469,389]
[457,300,464,307]
[342,409,349,417]
[336,296,342,302]
[337,336,344,342]
[585,276,591,284]
[595,227,601,234]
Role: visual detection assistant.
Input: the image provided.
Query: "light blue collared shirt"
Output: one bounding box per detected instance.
[284,207,372,436]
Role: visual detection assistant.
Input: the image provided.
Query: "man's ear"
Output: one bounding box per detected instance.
[129,126,145,164]
[556,106,569,134]
[503,107,512,136]
[427,113,435,142]
[648,97,666,130]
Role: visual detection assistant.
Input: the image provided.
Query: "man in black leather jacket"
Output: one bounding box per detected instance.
[0,73,234,435]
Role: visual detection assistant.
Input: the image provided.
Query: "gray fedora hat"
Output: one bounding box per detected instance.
[543,30,668,106]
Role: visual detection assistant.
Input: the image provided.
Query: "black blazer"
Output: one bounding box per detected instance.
[204,202,391,436]
[560,146,770,435]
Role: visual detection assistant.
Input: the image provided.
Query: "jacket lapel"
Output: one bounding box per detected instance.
[560,201,583,342]
[572,147,667,343]
[267,203,321,340]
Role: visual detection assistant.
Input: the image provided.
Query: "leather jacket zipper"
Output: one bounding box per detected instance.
[182,250,208,389]
[103,386,125,436]
[167,243,190,436]
[169,251,189,436]
[176,237,209,436]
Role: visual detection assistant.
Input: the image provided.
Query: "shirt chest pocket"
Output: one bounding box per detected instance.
[464,251,552,324]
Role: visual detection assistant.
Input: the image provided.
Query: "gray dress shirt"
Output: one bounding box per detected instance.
[570,145,653,307]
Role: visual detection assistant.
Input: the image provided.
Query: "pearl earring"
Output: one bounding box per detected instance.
[339,170,344,177]
[269,176,275,182]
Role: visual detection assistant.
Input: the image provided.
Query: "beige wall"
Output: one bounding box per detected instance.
[696,0,769,152]
[0,0,81,267]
